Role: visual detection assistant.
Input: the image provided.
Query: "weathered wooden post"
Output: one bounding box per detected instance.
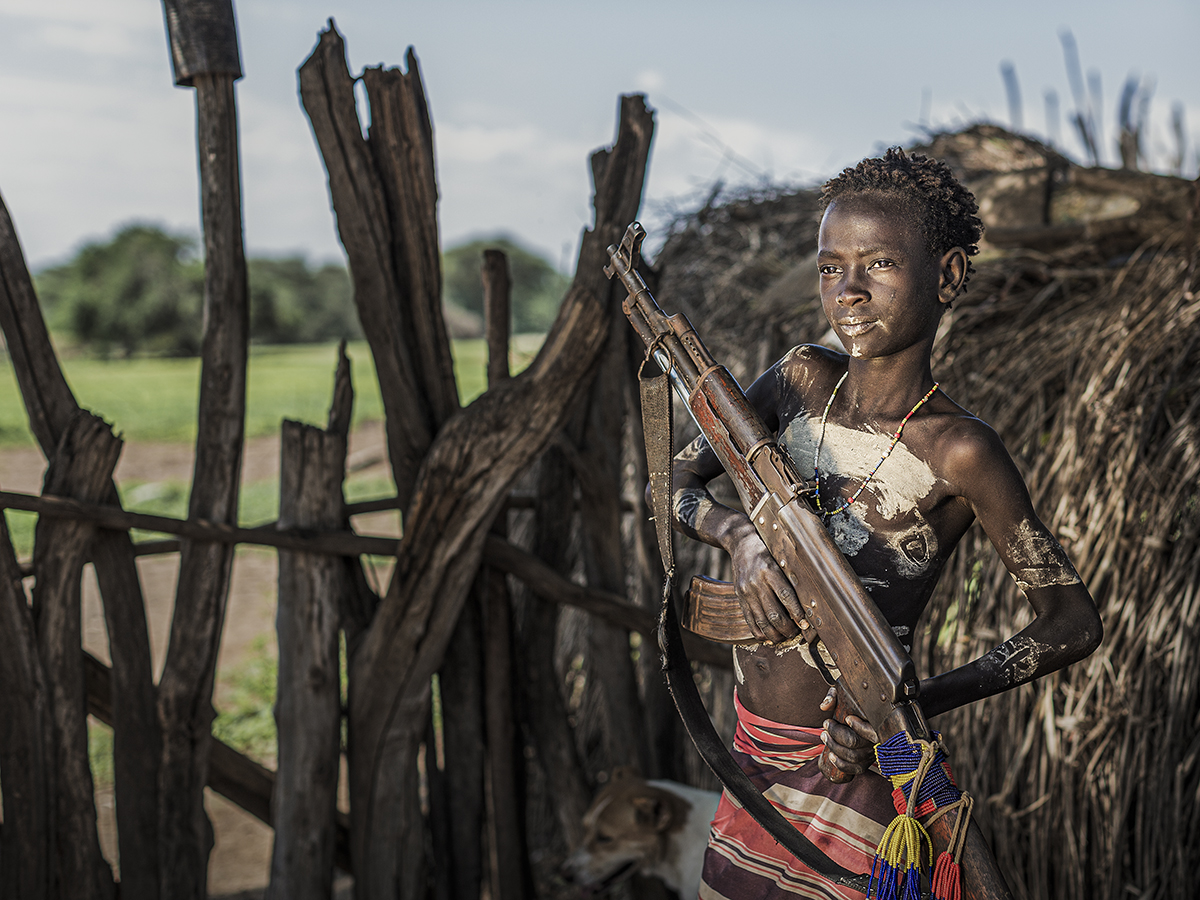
[478,249,534,899]
[429,249,529,900]
[299,26,653,893]
[0,192,156,899]
[156,2,249,896]
[34,414,123,900]
[266,346,355,900]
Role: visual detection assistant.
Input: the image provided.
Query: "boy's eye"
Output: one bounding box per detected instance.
[870,259,896,270]
[818,265,840,276]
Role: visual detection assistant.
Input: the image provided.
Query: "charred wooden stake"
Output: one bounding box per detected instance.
[266,348,354,900]
[33,414,122,900]
[0,189,159,900]
[157,2,248,897]
[0,486,55,899]
[479,250,534,899]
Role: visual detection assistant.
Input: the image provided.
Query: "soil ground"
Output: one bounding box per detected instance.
[1,421,395,898]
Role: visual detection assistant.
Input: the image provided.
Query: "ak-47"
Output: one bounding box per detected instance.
[606,221,926,747]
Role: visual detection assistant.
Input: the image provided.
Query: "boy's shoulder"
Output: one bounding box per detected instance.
[777,342,845,372]
[761,343,847,422]
[773,343,846,391]
[921,394,1017,496]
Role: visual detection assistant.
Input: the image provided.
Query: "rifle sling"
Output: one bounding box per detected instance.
[637,363,871,893]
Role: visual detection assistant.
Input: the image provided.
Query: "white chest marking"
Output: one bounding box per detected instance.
[782,416,940,574]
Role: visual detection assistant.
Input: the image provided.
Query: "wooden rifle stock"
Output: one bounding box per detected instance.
[606,222,1013,899]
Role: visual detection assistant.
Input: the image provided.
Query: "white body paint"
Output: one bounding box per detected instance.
[1006,517,1082,592]
[780,415,941,575]
[989,635,1047,684]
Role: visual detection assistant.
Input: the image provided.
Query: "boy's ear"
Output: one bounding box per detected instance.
[938,247,969,306]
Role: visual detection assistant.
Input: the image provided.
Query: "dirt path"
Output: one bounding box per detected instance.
[2,421,393,897]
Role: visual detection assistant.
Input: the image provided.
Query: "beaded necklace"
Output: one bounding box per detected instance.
[812,372,940,520]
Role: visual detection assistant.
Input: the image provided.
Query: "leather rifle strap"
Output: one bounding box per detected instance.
[637,362,871,892]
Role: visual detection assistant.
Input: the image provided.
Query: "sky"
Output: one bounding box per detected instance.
[1,0,1197,274]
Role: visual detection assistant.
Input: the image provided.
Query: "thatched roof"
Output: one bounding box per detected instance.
[651,128,1199,898]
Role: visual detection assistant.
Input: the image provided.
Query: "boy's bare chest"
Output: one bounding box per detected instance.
[738,415,963,726]
[779,413,961,585]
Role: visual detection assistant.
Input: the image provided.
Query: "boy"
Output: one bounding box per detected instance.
[671,148,1102,898]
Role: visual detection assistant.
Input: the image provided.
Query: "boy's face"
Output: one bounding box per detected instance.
[817,194,958,361]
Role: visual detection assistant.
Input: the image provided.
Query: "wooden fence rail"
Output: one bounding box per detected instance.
[1,488,730,668]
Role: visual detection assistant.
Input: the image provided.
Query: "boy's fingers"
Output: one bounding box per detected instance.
[845,715,880,744]
[770,572,803,621]
[745,590,797,644]
[763,603,799,642]
[823,720,876,767]
[742,596,786,644]
[820,686,837,711]
[821,746,867,777]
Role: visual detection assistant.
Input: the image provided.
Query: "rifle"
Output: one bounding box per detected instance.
[606,222,1012,898]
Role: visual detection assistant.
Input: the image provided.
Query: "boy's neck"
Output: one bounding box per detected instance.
[838,348,937,420]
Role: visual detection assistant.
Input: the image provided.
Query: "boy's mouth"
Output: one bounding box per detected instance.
[837,318,877,337]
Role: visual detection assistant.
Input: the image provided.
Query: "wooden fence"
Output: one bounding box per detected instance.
[0,12,729,900]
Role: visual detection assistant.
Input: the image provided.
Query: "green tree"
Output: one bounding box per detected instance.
[442,236,569,334]
[35,224,363,355]
[248,257,361,345]
[36,224,204,357]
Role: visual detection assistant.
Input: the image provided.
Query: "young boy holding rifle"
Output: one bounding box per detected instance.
[669,149,1102,898]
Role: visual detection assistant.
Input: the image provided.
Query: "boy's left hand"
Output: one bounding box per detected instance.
[819,686,880,779]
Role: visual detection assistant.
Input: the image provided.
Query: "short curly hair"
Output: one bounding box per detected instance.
[819,147,984,286]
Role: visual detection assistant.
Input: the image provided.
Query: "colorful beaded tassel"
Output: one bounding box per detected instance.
[928,793,975,900]
[870,731,972,900]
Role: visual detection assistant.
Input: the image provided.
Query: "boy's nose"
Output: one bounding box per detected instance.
[837,273,869,305]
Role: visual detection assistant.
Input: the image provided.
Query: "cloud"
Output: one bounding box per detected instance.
[0,72,197,268]
[434,120,597,264]
[635,70,665,94]
[646,106,827,196]
[5,0,162,60]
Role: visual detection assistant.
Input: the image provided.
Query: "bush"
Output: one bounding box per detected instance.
[35,224,363,356]
[442,236,569,335]
[248,256,361,345]
[36,224,204,357]
[34,225,565,355]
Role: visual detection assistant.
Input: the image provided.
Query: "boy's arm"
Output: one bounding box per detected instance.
[670,364,803,645]
[917,421,1103,719]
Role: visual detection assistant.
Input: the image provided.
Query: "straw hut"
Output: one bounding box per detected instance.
[650,125,1199,899]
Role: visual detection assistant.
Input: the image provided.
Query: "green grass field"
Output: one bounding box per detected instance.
[1,335,541,559]
[4,336,543,771]
[0,337,540,449]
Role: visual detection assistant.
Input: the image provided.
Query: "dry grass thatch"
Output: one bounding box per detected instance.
[651,149,1200,899]
[929,233,1200,900]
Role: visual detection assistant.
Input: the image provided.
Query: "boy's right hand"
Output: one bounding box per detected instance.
[728,525,803,644]
[819,686,880,781]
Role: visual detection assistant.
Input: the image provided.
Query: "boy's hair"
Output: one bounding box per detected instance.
[819,147,984,287]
